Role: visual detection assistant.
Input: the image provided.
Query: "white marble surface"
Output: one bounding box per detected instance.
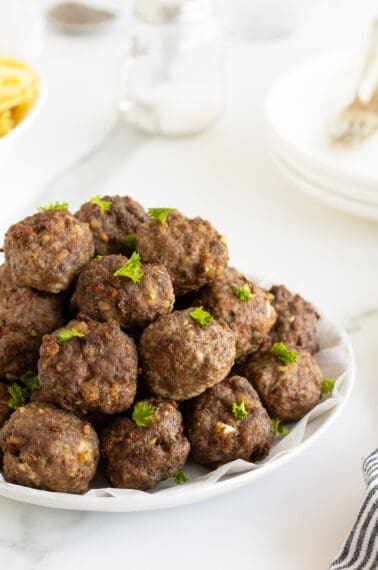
[1,0,378,568]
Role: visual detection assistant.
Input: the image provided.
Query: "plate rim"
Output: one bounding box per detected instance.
[265,49,378,191]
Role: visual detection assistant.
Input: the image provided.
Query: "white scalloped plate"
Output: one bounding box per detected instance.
[0,308,354,511]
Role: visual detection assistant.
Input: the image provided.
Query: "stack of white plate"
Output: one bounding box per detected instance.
[265,50,378,221]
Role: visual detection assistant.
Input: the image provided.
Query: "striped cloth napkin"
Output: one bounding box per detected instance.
[330,448,378,570]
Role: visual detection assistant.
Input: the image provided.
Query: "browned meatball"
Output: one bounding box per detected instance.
[269,285,319,354]
[243,346,322,421]
[0,382,12,428]
[0,402,99,493]
[76,195,148,256]
[186,375,274,466]
[195,267,276,358]
[73,255,174,331]
[0,326,41,380]
[140,308,236,400]
[101,399,190,490]
[137,211,228,295]
[0,279,65,379]
[36,315,138,415]
[0,283,65,336]
[0,264,13,289]
[4,209,94,293]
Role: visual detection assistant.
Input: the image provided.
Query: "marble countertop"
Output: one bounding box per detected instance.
[1,1,378,568]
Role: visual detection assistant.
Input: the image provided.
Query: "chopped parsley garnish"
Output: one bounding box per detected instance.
[132,402,154,427]
[232,400,249,420]
[8,384,28,410]
[272,418,289,437]
[147,208,176,223]
[123,232,137,250]
[7,370,40,410]
[322,378,336,394]
[95,255,103,259]
[189,306,213,327]
[173,470,189,485]
[113,252,143,283]
[235,283,252,302]
[271,342,298,365]
[20,370,39,391]
[90,195,112,212]
[57,328,85,342]
[37,201,69,212]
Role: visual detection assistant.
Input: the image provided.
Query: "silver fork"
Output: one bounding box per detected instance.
[330,20,378,144]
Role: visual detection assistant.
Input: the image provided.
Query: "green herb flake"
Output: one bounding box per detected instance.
[232,400,249,420]
[132,401,154,427]
[271,342,298,365]
[8,384,27,410]
[95,255,103,259]
[322,378,336,394]
[189,306,213,328]
[20,370,39,391]
[113,252,143,283]
[173,470,189,485]
[272,418,289,437]
[147,208,176,223]
[123,233,137,250]
[57,328,85,342]
[37,201,69,212]
[235,283,252,302]
[90,195,112,213]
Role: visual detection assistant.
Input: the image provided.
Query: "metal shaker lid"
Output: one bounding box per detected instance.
[134,0,216,24]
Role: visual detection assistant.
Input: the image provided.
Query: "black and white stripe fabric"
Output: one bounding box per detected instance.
[330,448,378,570]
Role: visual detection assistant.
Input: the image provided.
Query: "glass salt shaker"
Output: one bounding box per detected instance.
[117,0,225,137]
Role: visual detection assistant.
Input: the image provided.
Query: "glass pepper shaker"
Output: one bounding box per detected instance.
[117,0,225,137]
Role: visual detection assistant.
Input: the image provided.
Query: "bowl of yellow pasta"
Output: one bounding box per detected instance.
[0,56,41,142]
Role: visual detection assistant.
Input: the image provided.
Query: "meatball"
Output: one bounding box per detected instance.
[4,209,94,293]
[269,285,319,354]
[0,264,13,289]
[0,283,65,336]
[195,267,276,358]
[36,315,138,415]
[0,402,99,493]
[140,308,236,400]
[186,375,274,466]
[76,195,148,256]
[243,346,322,421]
[0,326,41,379]
[0,382,12,429]
[73,255,174,331]
[137,211,228,295]
[101,399,190,490]
[0,280,65,379]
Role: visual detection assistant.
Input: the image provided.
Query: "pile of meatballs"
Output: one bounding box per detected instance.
[0,195,323,494]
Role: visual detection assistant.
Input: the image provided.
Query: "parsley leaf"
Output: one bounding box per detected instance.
[20,370,39,391]
[271,342,298,365]
[90,195,112,213]
[232,400,249,420]
[8,384,27,410]
[272,418,289,437]
[189,306,213,327]
[57,328,85,342]
[113,252,143,283]
[173,470,189,485]
[322,378,336,394]
[37,201,69,212]
[132,401,154,427]
[148,208,176,223]
[235,283,252,302]
[123,233,137,250]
